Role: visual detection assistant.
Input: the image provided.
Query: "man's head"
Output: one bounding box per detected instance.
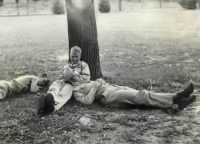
[70,46,82,64]
[37,93,55,117]
[37,73,50,87]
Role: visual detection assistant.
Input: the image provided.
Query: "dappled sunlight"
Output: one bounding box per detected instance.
[57,54,69,62]
[194,105,200,114]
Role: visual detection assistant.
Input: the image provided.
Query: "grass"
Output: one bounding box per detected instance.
[0,9,200,144]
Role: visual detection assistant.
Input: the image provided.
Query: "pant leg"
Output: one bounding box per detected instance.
[47,80,64,98]
[104,88,175,108]
[55,83,73,110]
[47,80,73,111]
[0,81,9,99]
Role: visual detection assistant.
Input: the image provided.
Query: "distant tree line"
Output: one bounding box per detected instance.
[122,0,200,10]
[0,0,45,7]
[1,0,199,11]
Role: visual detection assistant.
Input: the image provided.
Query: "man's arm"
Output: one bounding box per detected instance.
[80,62,90,81]
[72,62,90,82]
[73,81,100,105]
[30,76,40,93]
[74,87,97,105]
[60,65,73,80]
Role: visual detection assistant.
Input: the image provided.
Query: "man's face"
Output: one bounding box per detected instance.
[37,77,49,87]
[70,52,81,64]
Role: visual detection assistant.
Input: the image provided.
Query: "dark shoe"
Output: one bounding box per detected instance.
[178,95,196,110]
[37,93,55,117]
[45,93,55,114]
[173,83,194,104]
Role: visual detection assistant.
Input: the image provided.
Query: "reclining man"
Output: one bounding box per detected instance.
[37,46,90,116]
[0,74,49,100]
[38,65,196,116]
[73,79,196,111]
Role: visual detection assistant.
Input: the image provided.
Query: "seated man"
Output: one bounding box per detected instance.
[65,46,90,86]
[37,46,90,116]
[73,79,196,110]
[0,74,49,100]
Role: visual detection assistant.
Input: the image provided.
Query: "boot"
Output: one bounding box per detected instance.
[173,83,194,104]
[178,95,196,110]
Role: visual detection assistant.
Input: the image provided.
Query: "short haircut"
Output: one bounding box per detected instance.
[70,46,82,55]
[41,73,47,77]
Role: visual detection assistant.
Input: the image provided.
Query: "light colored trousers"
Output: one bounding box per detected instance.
[0,81,15,99]
[0,81,9,99]
[101,87,176,108]
[47,80,73,110]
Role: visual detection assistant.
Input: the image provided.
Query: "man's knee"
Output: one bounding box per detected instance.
[137,90,150,103]
[138,90,149,96]
[49,80,64,90]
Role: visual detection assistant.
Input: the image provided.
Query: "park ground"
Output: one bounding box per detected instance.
[0,9,200,144]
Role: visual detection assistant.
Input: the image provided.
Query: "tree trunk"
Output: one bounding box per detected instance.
[16,0,20,16]
[65,0,103,80]
[119,0,122,11]
[159,0,162,8]
[0,0,3,6]
[27,0,30,15]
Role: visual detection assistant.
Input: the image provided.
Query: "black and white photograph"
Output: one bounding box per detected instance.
[0,0,200,143]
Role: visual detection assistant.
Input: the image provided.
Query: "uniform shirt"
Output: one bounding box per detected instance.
[63,61,90,86]
[14,75,41,93]
[73,79,127,105]
[0,75,41,97]
[73,81,99,105]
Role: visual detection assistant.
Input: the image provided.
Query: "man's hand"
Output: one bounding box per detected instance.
[74,84,87,92]
[63,66,73,81]
[74,92,85,97]
[73,81,99,95]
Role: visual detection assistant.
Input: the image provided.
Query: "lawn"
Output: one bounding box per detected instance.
[0,9,200,144]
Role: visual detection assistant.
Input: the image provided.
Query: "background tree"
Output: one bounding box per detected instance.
[65,0,103,80]
[0,0,3,7]
[52,0,65,14]
[16,0,20,16]
[119,0,122,11]
[98,0,111,13]
[159,0,162,8]
[179,0,197,9]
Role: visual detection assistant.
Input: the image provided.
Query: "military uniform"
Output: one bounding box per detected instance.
[73,79,176,108]
[48,61,90,110]
[0,75,42,99]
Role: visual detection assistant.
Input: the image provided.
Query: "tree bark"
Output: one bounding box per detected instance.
[159,0,162,8]
[0,0,3,6]
[65,0,103,80]
[119,0,122,11]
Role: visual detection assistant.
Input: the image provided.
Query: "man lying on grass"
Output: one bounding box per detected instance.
[37,67,196,116]
[37,46,90,116]
[73,79,195,110]
[0,74,49,100]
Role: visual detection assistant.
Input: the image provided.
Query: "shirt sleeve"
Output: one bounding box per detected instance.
[60,65,69,80]
[30,76,40,93]
[73,81,99,105]
[73,87,96,105]
[78,61,91,81]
